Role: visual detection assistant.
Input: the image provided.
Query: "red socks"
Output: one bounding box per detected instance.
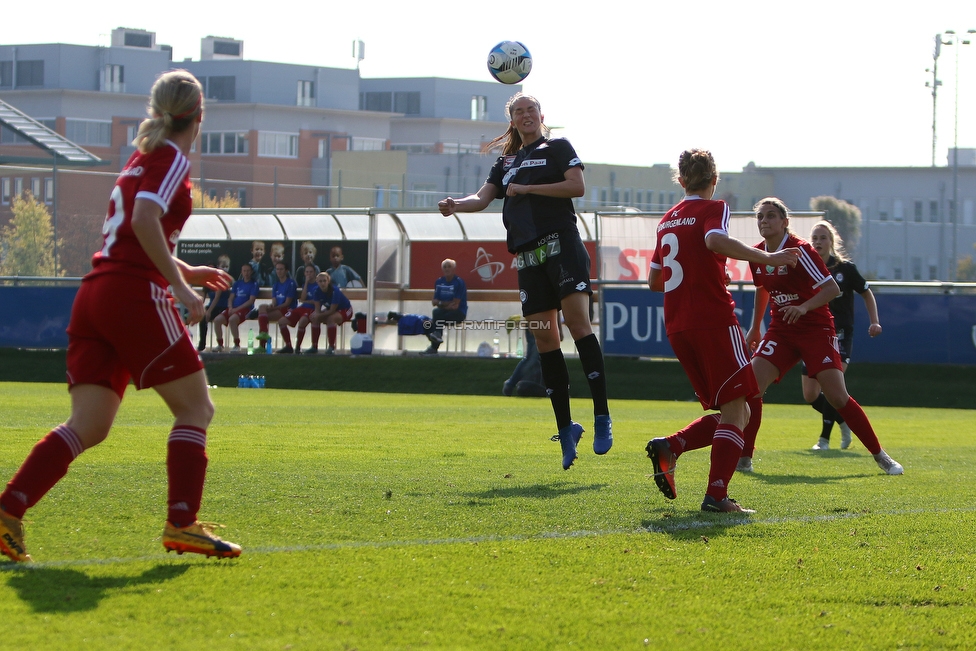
[166,426,208,527]
[311,325,321,348]
[837,397,881,454]
[280,327,292,347]
[667,414,720,455]
[258,314,269,333]
[327,324,337,348]
[706,425,745,501]
[0,425,83,519]
[741,395,763,458]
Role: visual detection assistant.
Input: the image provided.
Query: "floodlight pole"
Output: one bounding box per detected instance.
[943,29,974,280]
[926,34,942,168]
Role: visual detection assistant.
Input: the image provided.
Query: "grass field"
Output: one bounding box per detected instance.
[1,382,974,650]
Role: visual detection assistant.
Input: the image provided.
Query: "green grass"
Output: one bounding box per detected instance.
[1,383,975,650]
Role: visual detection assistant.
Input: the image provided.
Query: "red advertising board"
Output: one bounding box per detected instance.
[409,241,597,290]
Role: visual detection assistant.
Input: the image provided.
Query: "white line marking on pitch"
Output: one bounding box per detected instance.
[4,506,973,571]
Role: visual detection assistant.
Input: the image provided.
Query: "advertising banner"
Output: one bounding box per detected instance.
[409,241,596,291]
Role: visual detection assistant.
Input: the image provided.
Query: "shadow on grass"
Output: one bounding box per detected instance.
[3,563,190,613]
[639,511,753,541]
[463,482,607,501]
[746,470,872,486]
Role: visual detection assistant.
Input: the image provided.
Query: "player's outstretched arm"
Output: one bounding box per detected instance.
[860,288,882,336]
[705,232,800,268]
[438,183,499,216]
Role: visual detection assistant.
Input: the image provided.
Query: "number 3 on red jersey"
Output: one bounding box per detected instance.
[100,185,125,258]
[660,232,684,292]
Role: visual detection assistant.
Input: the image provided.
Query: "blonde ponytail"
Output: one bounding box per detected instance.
[134,69,204,153]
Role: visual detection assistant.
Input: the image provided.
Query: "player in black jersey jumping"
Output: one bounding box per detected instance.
[801,220,882,451]
[438,93,611,470]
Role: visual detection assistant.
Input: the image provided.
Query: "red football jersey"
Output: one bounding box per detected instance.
[752,233,834,329]
[650,197,739,335]
[88,141,192,287]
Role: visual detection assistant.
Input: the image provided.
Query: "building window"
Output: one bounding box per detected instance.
[237,188,246,207]
[351,137,386,151]
[1,178,9,204]
[389,184,400,208]
[394,92,420,115]
[914,200,923,223]
[14,178,23,199]
[201,131,248,154]
[411,183,437,207]
[15,60,44,87]
[375,185,386,208]
[65,119,111,146]
[126,125,138,145]
[471,95,488,120]
[44,178,53,203]
[361,92,392,112]
[929,200,939,223]
[297,80,315,107]
[0,61,11,88]
[893,199,904,222]
[964,199,974,226]
[257,132,298,158]
[100,64,124,93]
[124,32,153,48]
[30,178,40,198]
[317,195,328,208]
[205,76,236,101]
[213,41,241,57]
[911,257,922,280]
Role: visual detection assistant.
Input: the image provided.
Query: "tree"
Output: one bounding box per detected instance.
[809,196,861,255]
[192,184,241,209]
[956,244,976,281]
[0,192,62,277]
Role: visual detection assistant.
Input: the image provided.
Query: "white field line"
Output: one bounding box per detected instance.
[4,506,974,571]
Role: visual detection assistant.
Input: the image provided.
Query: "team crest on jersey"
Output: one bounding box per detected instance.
[777,266,788,275]
[764,265,774,274]
[503,155,517,169]
[519,290,527,303]
[836,272,844,282]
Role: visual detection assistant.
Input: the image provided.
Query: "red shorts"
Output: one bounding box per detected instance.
[669,325,759,410]
[281,306,313,326]
[318,306,354,323]
[66,273,203,399]
[223,305,251,321]
[754,324,842,382]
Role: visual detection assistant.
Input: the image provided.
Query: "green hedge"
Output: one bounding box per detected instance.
[1,348,972,409]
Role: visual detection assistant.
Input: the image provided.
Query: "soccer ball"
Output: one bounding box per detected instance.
[487,41,532,84]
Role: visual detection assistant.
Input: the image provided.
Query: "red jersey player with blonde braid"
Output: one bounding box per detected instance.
[644,149,800,513]
[0,70,242,564]
[739,197,903,476]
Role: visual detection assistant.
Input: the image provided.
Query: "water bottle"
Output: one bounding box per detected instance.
[237,375,245,388]
[247,330,254,355]
[266,338,272,354]
[492,334,500,359]
[258,376,266,388]
[516,332,524,358]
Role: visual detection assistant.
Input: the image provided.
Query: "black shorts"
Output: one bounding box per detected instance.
[802,326,853,375]
[516,229,592,316]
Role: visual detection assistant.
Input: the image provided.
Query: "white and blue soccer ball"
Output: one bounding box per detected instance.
[487,41,532,85]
